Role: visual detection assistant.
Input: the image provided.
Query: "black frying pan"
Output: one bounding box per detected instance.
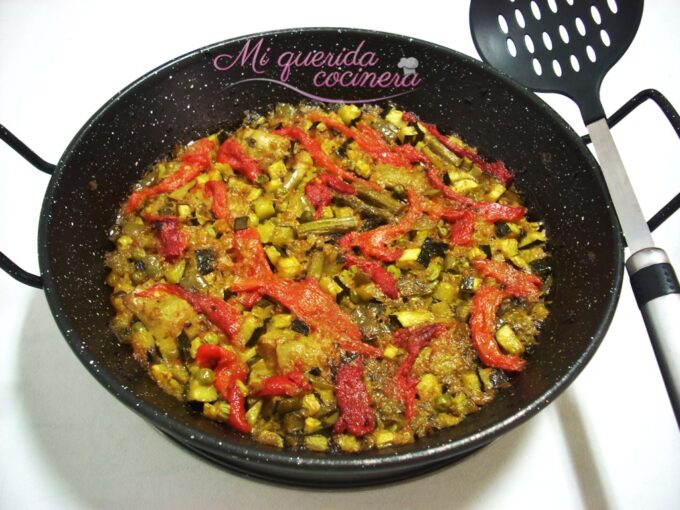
[1,28,624,487]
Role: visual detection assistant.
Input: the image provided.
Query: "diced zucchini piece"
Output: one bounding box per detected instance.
[246,400,263,428]
[461,370,482,395]
[256,221,276,243]
[253,197,276,220]
[396,248,422,269]
[431,301,453,320]
[302,394,321,416]
[304,434,329,452]
[255,430,284,448]
[354,159,371,179]
[487,182,506,201]
[416,373,441,401]
[304,417,323,434]
[492,238,519,258]
[466,247,487,261]
[116,235,133,249]
[338,104,362,125]
[267,160,288,180]
[276,256,303,279]
[519,230,547,248]
[271,225,295,247]
[436,413,463,428]
[319,276,343,298]
[383,344,400,359]
[150,364,183,399]
[393,310,435,327]
[203,401,231,422]
[335,434,361,452]
[495,324,525,355]
[433,281,457,303]
[187,379,218,402]
[385,108,406,128]
[264,245,281,265]
[271,314,294,329]
[375,430,395,448]
[238,314,263,346]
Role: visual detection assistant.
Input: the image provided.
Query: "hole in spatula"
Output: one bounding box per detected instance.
[552,59,562,77]
[600,29,611,47]
[606,0,619,14]
[506,37,518,57]
[530,1,541,20]
[542,32,553,50]
[591,6,602,25]
[498,14,509,34]
[532,58,543,76]
[524,34,535,54]
[559,25,570,44]
[586,45,597,62]
[570,54,580,72]
[575,17,586,36]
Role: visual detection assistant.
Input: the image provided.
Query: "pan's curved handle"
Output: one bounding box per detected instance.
[581,89,680,232]
[0,123,55,289]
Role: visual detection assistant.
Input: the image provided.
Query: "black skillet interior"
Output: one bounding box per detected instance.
[38,28,623,487]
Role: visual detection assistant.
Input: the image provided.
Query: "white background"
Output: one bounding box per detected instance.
[1,1,679,508]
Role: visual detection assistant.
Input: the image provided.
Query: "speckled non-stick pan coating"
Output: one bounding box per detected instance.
[37,28,623,487]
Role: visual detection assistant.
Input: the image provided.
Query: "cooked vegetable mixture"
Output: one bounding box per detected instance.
[106,103,551,452]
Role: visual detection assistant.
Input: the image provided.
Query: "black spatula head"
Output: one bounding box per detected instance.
[470,0,643,124]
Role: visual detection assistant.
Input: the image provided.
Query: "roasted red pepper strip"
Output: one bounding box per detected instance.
[136,283,242,346]
[392,324,447,420]
[231,276,381,357]
[425,165,525,222]
[473,259,543,301]
[181,137,216,168]
[304,180,334,219]
[340,187,422,261]
[217,138,262,182]
[125,138,214,214]
[344,253,399,299]
[318,172,356,194]
[403,112,514,186]
[195,344,251,433]
[232,227,272,308]
[203,180,230,221]
[422,200,474,246]
[449,210,475,246]
[469,286,526,372]
[333,357,375,437]
[126,163,207,214]
[255,371,311,398]
[273,126,369,186]
[143,215,187,262]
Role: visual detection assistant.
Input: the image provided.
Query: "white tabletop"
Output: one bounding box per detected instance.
[1,1,679,508]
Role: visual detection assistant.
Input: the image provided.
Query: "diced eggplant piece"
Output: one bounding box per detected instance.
[495,222,511,237]
[291,319,311,336]
[195,249,216,275]
[233,216,249,231]
[177,330,191,362]
[417,237,449,267]
[530,257,552,279]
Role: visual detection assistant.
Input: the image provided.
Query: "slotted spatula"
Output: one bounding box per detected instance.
[470,0,680,421]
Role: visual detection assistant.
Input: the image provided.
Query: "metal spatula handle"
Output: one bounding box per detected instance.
[588,120,680,416]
